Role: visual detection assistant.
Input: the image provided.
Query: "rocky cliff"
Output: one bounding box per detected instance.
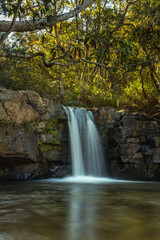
[94,108,160,181]
[0,88,160,181]
[0,87,71,180]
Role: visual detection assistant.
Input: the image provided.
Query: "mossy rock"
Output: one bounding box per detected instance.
[64,101,87,108]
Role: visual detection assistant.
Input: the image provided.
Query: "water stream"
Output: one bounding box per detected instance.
[63,107,106,177]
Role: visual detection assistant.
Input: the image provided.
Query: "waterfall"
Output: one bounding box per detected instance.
[64,107,106,177]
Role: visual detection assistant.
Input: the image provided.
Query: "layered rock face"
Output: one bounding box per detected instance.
[93,108,160,181]
[0,88,71,180]
[0,88,160,181]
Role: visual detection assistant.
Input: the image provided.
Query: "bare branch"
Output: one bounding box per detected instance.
[0,0,23,45]
[0,0,95,33]
[0,52,76,67]
[81,58,160,69]
[1,52,159,70]
[111,0,138,34]
[66,58,160,69]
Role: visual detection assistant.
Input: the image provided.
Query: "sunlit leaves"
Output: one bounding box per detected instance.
[0,0,160,113]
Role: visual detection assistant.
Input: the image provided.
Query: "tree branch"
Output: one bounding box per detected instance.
[0,52,76,67]
[1,52,159,70]
[0,0,95,32]
[0,0,23,45]
[69,58,160,69]
[111,0,138,34]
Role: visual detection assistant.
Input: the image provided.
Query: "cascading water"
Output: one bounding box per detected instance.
[63,107,106,177]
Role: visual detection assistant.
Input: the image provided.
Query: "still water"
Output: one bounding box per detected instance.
[0,178,160,240]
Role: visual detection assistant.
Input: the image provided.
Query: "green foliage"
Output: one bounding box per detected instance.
[0,0,160,114]
[64,101,87,108]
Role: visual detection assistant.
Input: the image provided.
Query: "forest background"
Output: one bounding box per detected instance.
[0,0,160,115]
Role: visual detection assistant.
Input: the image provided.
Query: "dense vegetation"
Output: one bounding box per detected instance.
[0,0,160,114]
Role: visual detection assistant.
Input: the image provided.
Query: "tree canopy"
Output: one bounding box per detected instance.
[0,0,160,114]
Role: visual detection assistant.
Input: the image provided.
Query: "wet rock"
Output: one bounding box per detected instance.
[0,168,3,179]
[0,87,160,181]
[152,149,160,163]
[50,163,72,178]
[93,107,160,181]
[0,88,70,181]
[3,163,51,180]
[0,127,38,162]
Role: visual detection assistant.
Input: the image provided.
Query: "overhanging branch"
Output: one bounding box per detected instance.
[66,58,160,69]
[1,52,159,69]
[0,0,95,32]
[0,52,75,67]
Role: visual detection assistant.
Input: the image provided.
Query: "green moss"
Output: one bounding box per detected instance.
[64,100,87,108]
[38,118,62,153]
[38,141,52,152]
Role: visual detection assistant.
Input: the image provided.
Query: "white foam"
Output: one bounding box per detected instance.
[42,176,133,184]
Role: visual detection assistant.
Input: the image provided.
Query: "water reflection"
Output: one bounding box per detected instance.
[66,185,99,240]
[0,181,160,240]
